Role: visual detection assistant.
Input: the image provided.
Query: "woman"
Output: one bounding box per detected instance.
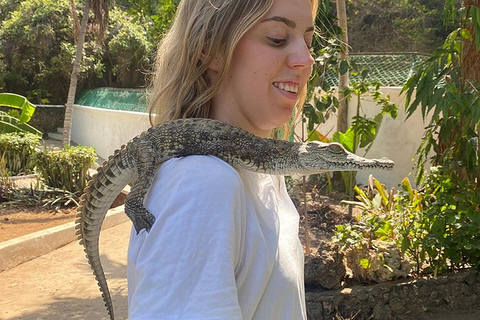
[128,0,318,318]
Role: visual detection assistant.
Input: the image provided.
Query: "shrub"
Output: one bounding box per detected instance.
[333,175,413,282]
[33,145,97,193]
[336,172,480,278]
[0,132,40,176]
[419,167,480,275]
[0,0,74,103]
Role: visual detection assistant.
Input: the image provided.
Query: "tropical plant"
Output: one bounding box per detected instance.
[335,176,397,249]
[334,176,423,277]
[0,132,40,176]
[0,93,42,136]
[402,1,480,186]
[33,145,97,193]
[336,170,480,277]
[1,183,81,208]
[333,176,416,283]
[416,167,480,275]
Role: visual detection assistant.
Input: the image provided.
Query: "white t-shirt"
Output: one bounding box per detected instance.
[127,155,305,320]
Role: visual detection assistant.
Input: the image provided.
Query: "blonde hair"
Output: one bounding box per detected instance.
[149,0,319,133]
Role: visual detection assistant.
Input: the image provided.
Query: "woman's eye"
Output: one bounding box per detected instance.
[305,38,314,51]
[307,42,314,52]
[268,37,287,47]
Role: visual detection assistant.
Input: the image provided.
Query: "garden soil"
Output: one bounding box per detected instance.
[0,206,77,242]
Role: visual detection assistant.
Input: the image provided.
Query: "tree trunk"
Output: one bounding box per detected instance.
[336,0,349,133]
[461,0,480,82]
[69,0,80,44]
[63,0,90,146]
[461,0,480,186]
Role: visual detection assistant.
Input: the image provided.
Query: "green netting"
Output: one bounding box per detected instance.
[325,53,429,87]
[76,88,148,112]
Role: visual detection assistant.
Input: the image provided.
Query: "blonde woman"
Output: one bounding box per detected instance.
[128,0,318,318]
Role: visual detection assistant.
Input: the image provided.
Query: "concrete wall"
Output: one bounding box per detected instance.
[302,87,428,189]
[71,105,150,160]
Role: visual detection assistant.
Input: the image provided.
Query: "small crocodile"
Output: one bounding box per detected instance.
[75,118,394,320]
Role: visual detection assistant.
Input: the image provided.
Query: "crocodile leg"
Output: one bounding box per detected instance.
[124,138,158,234]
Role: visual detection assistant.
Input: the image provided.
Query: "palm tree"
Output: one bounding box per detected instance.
[63,0,109,146]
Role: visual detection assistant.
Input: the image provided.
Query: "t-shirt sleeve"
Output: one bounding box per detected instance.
[127,156,246,320]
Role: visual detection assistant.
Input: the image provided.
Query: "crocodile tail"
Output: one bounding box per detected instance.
[75,144,136,320]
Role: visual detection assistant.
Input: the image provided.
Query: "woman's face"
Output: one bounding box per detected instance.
[210,0,315,137]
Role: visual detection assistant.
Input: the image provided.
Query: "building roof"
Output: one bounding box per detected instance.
[325,53,429,87]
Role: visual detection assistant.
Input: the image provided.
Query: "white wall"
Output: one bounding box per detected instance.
[71,105,150,160]
[306,87,427,189]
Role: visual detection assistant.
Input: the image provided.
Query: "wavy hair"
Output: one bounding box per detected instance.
[148,0,319,130]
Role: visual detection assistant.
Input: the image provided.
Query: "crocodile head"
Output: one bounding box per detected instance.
[298,141,394,173]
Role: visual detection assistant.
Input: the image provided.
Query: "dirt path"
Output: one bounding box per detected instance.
[0,222,130,320]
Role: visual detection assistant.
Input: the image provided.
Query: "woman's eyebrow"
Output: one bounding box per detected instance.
[262,16,315,32]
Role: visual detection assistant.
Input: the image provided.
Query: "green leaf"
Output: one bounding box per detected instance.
[339,59,349,76]
[374,178,389,206]
[472,6,480,50]
[0,111,42,136]
[359,258,371,269]
[332,128,355,152]
[461,28,472,41]
[307,130,329,142]
[0,93,37,123]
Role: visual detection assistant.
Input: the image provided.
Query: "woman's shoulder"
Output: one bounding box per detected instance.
[145,156,247,217]
[157,155,242,186]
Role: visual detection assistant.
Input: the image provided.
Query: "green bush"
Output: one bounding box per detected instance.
[0,132,40,176]
[33,145,97,193]
[105,8,153,88]
[335,172,480,278]
[0,0,74,103]
[419,167,480,274]
[0,0,161,102]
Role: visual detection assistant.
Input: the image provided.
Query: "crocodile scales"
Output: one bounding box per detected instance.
[75,117,394,320]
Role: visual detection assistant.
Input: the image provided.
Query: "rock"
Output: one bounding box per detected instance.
[306,269,480,320]
[344,240,412,283]
[304,240,346,289]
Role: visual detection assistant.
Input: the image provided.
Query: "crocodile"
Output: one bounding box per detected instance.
[75,117,394,320]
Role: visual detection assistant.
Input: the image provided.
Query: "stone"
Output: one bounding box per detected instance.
[344,240,412,283]
[304,240,346,289]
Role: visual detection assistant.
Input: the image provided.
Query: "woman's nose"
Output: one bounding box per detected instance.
[287,40,314,69]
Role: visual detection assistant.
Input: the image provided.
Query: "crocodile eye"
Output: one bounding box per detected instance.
[328,143,345,154]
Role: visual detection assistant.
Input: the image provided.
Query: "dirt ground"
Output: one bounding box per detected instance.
[0,221,130,320]
[0,206,77,242]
